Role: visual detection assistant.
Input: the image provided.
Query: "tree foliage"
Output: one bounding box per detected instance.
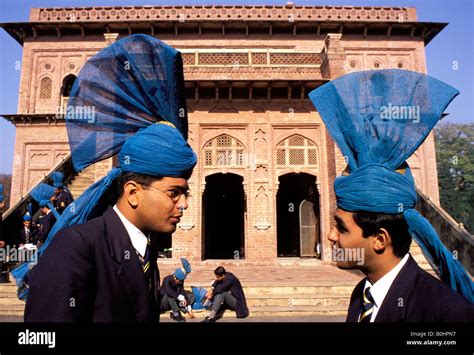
[434,123,474,233]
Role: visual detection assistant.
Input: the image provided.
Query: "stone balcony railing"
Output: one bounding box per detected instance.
[181,49,324,81]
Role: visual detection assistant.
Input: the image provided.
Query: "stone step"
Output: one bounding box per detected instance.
[0,304,25,315]
[0,297,24,306]
[247,306,347,317]
[246,294,349,308]
[238,285,354,296]
[68,181,94,189]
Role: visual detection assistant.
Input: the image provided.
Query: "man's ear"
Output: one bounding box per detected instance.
[373,228,391,253]
[122,181,141,208]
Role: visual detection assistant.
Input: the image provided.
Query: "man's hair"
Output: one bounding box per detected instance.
[117,171,163,196]
[352,211,412,258]
[214,266,226,277]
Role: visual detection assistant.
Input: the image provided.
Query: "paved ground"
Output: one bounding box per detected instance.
[0,314,345,322]
[156,259,363,286]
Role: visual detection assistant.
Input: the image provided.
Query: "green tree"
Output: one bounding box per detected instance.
[434,123,474,233]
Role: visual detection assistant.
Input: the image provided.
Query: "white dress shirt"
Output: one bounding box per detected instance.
[113,205,148,257]
[359,253,410,322]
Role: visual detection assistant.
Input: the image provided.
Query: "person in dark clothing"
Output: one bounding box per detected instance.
[160,258,195,322]
[35,201,56,246]
[19,213,38,246]
[202,266,249,322]
[50,172,74,215]
[17,35,197,323]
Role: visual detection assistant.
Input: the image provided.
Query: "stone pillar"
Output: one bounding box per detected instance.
[320,33,347,79]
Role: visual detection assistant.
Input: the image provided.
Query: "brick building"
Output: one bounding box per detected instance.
[1,5,446,263]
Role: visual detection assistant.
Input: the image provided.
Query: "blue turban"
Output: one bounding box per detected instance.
[50,172,65,188]
[309,69,473,303]
[30,183,60,220]
[23,213,31,222]
[174,258,192,281]
[12,34,197,299]
[0,184,4,203]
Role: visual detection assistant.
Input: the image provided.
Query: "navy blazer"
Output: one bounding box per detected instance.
[54,189,74,214]
[346,254,474,322]
[212,272,249,318]
[36,212,56,244]
[25,206,161,322]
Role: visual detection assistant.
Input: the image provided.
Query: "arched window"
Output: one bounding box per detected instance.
[39,77,52,99]
[204,135,244,167]
[60,74,77,109]
[276,135,318,167]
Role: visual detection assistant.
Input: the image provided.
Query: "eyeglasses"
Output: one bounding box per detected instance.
[145,185,190,204]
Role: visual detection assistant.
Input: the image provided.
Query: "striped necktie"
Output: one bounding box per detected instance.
[359,287,375,323]
[137,237,153,292]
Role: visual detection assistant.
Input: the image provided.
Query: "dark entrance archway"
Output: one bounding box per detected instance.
[202,173,245,259]
[276,173,320,258]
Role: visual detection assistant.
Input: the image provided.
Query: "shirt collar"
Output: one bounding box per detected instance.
[113,204,148,257]
[364,253,410,308]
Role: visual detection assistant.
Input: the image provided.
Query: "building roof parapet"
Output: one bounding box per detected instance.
[29,5,417,23]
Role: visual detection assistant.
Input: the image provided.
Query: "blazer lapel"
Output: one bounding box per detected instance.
[374,255,419,322]
[346,280,365,322]
[103,206,155,322]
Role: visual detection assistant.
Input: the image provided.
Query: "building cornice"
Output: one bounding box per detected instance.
[0,20,446,46]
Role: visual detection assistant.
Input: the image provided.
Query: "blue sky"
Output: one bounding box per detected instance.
[0,0,473,174]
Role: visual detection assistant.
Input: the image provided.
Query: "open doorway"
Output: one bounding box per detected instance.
[202,173,245,259]
[276,173,320,258]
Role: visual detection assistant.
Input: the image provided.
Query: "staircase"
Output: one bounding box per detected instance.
[0,281,24,319]
[410,240,435,275]
[67,165,97,199]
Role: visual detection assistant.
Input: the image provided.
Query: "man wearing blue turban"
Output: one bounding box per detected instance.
[18,34,197,322]
[19,213,37,246]
[309,69,473,322]
[159,258,195,322]
[49,172,74,215]
[30,183,60,246]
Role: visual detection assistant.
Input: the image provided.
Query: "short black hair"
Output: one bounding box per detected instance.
[117,171,163,196]
[214,266,226,277]
[352,211,412,258]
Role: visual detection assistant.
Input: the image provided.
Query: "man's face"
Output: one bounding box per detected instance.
[173,275,183,285]
[137,177,189,234]
[0,201,5,210]
[215,275,225,281]
[23,221,31,229]
[328,208,371,269]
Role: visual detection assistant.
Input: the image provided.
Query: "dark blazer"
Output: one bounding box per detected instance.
[19,226,38,245]
[25,206,161,322]
[346,254,474,322]
[160,275,189,301]
[54,189,74,214]
[212,272,249,318]
[35,212,56,244]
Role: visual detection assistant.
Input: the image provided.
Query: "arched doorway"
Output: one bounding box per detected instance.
[202,173,246,259]
[276,173,320,258]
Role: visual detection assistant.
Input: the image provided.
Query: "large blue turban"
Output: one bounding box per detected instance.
[309,69,473,303]
[50,172,65,188]
[30,183,60,219]
[12,34,197,299]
